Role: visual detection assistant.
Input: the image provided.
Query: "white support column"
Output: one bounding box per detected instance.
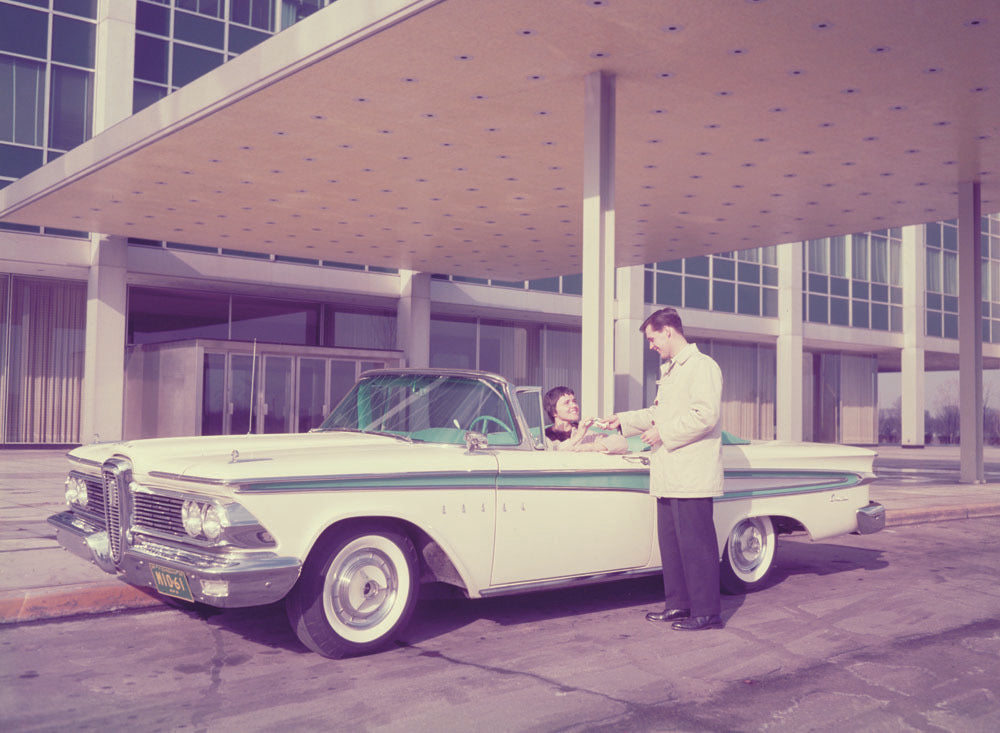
[614,265,645,412]
[581,70,616,417]
[79,1,135,443]
[957,181,984,482]
[900,224,926,447]
[775,242,804,441]
[81,235,128,443]
[397,270,430,368]
[94,0,136,132]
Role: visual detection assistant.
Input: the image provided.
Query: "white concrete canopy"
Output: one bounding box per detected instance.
[1,0,998,279]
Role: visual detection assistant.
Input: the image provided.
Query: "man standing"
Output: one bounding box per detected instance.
[602,307,725,630]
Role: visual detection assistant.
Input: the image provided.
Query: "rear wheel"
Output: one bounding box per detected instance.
[720,516,776,594]
[286,524,419,658]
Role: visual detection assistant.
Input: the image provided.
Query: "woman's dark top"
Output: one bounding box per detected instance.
[545,425,575,443]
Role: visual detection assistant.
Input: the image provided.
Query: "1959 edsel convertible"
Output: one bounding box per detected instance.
[51,368,885,657]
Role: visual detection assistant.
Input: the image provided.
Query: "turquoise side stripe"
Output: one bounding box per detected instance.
[236,468,864,497]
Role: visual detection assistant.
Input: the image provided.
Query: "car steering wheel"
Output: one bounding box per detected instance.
[468,415,513,434]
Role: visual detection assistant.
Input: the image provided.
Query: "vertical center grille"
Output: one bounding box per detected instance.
[102,457,132,565]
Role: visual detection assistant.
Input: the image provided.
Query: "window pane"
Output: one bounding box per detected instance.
[713,281,735,313]
[229,24,269,53]
[54,0,98,19]
[737,284,759,316]
[926,311,941,337]
[852,301,869,329]
[561,273,582,295]
[926,248,941,292]
[328,310,396,349]
[174,10,225,49]
[430,319,476,370]
[829,235,847,277]
[851,235,869,280]
[830,297,849,326]
[172,43,224,87]
[48,66,93,150]
[713,257,735,280]
[52,15,96,68]
[807,294,827,323]
[0,56,45,146]
[807,239,828,273]
[871,303,889,331]
[135,35,169,84]
[762,287,777,317]
[942,224,957,251]
[685,277,709,310]
[133,81,167,113]
[870,235,888,283]
[137,1,171,35]
[129,287,230,344]
[942,252,958,296]
[685,256,709,277]
[231,295,318,345]
[0,5,48,60]
[655,272,682,305]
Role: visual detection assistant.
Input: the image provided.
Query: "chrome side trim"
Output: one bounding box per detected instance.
[479,567,660,598]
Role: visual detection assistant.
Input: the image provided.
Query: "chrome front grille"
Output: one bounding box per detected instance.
[102,458,132,565]
[132,493,185,535]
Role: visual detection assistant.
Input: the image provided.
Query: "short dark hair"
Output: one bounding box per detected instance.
[641,307,684,336]
[543,386,575,420]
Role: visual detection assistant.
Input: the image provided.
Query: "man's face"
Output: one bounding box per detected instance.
[554,393,581,423]
[644,324,671,360]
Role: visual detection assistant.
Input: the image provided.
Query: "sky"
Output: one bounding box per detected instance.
[877,369,1000,413]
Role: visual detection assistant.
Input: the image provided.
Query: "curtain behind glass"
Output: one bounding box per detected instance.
[840,354,876,444]
[479,322,528,385]
[5,277,85,443]
[542,327,581,400]
[709,342,757,439]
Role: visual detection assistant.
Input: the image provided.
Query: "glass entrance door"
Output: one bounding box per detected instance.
[261,355,293,433]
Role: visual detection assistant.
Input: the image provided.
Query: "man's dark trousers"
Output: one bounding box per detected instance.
[656,496,721,617]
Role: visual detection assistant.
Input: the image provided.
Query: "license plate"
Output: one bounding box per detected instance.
[150,564,194,602]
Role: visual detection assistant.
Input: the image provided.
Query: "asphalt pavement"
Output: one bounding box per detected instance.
[2,445,999,625]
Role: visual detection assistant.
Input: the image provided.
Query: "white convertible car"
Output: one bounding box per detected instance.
[52,368,884,657]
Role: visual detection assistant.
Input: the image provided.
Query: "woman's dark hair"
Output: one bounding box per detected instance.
[543,386,575,420]
[640,307,684,336]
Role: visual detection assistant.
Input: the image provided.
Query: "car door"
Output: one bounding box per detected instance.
[489,448,655,586]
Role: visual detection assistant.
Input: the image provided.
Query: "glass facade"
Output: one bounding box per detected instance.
[128,285,397,351]
[0,0,96,198]
[803,230,902,331]
[643,247,779,317]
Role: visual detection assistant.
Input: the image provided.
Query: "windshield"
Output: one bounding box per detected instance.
[318,373,520,446]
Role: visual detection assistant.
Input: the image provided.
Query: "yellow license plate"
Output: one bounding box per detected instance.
[150,564,194,602]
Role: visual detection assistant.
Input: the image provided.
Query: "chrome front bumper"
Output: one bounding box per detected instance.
[855,501,886,534]
[49,511,301,608]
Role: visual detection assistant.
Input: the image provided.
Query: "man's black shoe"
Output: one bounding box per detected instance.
[671,614,723,631]
[645,608,690,622]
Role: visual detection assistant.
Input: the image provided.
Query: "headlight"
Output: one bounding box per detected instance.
[64,475,88,508]
[181,500,204,537]
[202,505,223,540]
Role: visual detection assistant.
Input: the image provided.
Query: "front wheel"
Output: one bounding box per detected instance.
[286,524,419,658]
[720,516,776,595]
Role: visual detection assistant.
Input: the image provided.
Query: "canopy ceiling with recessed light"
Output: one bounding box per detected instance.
[1,0,998,280]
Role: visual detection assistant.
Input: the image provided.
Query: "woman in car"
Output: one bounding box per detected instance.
[543,386,628,453]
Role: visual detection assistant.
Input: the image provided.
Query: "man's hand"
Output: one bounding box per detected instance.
[595,415,620,431]
[640,426,662,448]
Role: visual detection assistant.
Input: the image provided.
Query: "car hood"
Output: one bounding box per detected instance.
[68,432,478,484]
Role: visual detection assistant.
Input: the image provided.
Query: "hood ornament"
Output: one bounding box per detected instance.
[230,449,240,464]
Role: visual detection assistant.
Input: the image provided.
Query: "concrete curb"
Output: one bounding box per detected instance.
[3,504,999,626]
[883,503,1000,527]
[0,581,165,625]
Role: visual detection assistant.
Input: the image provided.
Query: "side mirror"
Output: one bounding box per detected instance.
[464,430,488,453]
